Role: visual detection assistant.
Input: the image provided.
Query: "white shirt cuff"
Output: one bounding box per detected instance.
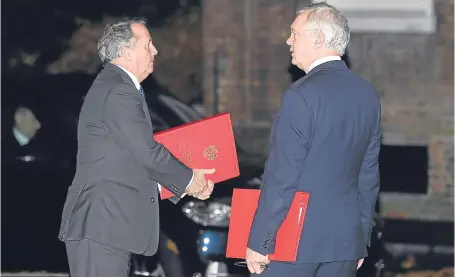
[182,171,194,197]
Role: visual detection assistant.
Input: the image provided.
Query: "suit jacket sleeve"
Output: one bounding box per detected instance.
[357,104,381,247]
[102,84,192,197]
[247,89,312,255]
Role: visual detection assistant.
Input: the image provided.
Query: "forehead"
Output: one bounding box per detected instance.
[291,11,310,31]
[131,23,151,40]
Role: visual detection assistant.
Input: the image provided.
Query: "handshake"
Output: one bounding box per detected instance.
[185,168,216,200]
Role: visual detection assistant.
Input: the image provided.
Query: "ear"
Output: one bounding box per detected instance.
[314,30,325,49]
[120,47,132,62]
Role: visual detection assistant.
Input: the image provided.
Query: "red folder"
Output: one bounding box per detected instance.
[153,112,240,199]
[226,188,309,262]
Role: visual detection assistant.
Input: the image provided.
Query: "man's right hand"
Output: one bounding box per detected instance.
[186,168,216,200]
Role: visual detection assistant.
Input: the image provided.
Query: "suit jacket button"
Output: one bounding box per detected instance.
[150,197,155,202]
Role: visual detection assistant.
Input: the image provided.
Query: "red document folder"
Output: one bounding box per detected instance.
[153,112,240,200]
[226,188,309,262]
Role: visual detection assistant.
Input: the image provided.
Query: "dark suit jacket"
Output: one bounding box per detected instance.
[58,63,192,256]
[248,60,381,263]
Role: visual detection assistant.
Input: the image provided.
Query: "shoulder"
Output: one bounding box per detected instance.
[95,65,137,89]
[105,83,141,105]
[349,74,381,105]
[92,69,139,98]
[280,88,310,111]
[288,75,320,103]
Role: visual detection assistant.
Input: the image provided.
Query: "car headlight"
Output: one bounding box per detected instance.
[182,200,231,227]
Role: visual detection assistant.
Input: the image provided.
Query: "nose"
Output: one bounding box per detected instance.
[152,45,158,55]
[35,120,41,130]
[286,36,292,46]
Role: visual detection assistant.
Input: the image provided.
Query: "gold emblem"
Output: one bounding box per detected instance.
[203,145,218,160]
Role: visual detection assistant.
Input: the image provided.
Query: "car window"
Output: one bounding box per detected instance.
[12,106,41,146]
[2,105,68,166]
[157,95,204,123]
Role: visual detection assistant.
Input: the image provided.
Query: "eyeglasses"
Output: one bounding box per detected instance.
[234,261,269,271]
[291,30,301,37]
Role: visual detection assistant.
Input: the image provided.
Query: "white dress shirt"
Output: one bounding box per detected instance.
[115,65,194,195]
[308,56,341,72]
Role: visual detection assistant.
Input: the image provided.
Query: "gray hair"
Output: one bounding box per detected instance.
[297,1,350,55]
[97,18,147,65]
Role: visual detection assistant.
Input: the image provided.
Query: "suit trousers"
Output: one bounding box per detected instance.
[65,239,132,277]
[251,260,357,277]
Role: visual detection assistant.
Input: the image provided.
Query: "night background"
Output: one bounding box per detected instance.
[2,0,454,277]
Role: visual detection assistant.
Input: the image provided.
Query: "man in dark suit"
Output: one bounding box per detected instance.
[246,3,381,277]
[58,18,216,277]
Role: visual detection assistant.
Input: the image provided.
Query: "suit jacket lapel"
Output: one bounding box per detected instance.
[104,64,154,128]
[141,99,153,128]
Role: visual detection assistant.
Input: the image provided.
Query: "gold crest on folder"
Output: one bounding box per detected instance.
[203,145,218,160]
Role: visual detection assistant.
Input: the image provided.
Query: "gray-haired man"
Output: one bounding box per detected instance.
[245,3,381,277]
[58,18,215,277]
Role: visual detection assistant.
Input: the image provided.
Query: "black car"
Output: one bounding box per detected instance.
[2,73,388,277]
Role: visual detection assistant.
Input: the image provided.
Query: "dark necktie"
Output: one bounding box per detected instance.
[139,86,145,96]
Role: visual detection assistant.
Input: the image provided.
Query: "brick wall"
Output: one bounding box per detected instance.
[203,0,452,153]
[347,0,454,146]
[202,0,300,152]
[203,0,453,220]
[344,0,453,220]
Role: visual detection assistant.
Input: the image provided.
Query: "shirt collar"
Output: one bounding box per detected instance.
[115,65,141,90]
[308,56,341,72]
[13,127,30,146]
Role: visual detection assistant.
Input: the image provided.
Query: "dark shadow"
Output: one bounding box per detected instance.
[379,145,428,193]
[1,0,199,77]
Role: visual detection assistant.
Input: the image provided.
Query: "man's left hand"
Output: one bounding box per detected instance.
[246,247,270,274]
